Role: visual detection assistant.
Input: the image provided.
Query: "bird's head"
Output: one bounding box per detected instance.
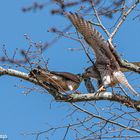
[28,66,47,78]
[85,66,93,73]
[82,66,100,79]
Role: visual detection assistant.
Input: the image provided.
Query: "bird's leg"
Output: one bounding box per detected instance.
[94,79,106,95]
[94,85,106,96]
[97,85,106,92]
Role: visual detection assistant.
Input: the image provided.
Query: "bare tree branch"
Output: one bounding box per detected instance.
[89,0,110,37]
[1,66,140,112]
[72,103,140,134]
[110,0,140,39]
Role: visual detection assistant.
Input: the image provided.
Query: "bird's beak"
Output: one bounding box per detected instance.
[82,73,91,78]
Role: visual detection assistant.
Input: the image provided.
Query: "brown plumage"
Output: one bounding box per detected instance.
[67,12,138,96]
[29,67,82,92]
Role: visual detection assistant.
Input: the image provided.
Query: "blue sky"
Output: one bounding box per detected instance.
[0,0,140,140]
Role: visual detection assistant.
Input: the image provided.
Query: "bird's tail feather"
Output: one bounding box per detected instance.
[114,71,139,96]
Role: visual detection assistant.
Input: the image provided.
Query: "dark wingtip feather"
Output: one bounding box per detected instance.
[66,12,78,18]
[64,11,73,17]
[29,69,38,77]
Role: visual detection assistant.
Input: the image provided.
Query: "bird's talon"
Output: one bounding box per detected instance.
[94,86,106,96]
[97,86,106,92]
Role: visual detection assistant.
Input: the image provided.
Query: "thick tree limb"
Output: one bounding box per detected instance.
[120,61,140,73]
[63,92,140,112]
[1,66,140,111]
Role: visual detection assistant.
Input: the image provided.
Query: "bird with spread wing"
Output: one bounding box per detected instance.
[67,12,138,96]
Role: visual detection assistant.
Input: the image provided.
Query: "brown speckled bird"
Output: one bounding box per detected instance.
[29,67,82,92]
[67,12,138,96]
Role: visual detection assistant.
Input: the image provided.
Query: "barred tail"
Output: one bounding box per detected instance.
[114,71,139,96]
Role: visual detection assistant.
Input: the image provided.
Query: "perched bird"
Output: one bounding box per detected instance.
[67,12,139,96]
[83,61,140,88]
[29,67,82,92]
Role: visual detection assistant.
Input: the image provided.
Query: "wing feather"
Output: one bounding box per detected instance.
[67,12,119,70]
[50,71,81,83]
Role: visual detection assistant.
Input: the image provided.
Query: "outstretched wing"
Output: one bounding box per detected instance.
[67,12,119,69]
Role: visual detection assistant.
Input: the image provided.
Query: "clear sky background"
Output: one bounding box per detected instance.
[0,0,140,140]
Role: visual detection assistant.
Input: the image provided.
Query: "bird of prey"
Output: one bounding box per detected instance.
[83,61,140,88]
[29,67,82,92]
[67,12,138,96]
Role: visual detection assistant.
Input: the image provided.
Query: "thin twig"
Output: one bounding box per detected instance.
[62,124,70,140]
[110,0,140,39]
[72,103,140,133]
[89,0,110,37]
